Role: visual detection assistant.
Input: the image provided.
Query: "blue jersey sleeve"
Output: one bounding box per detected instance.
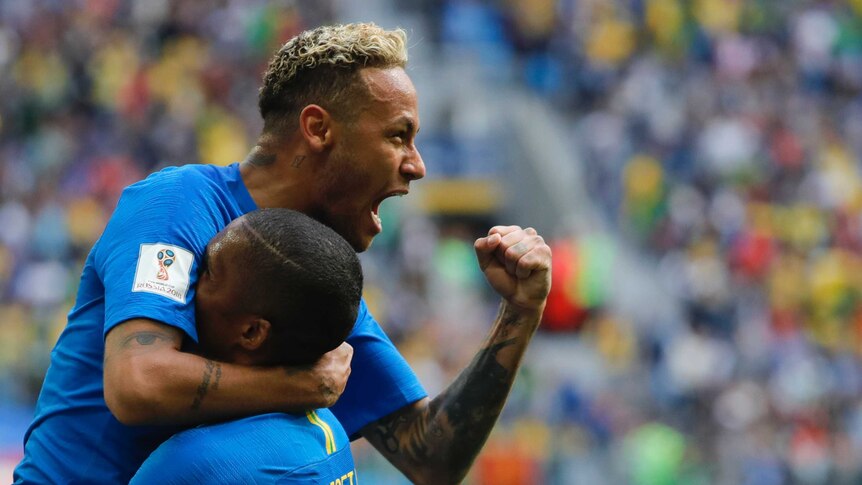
[95,168,223,341]
[331,300,428,438]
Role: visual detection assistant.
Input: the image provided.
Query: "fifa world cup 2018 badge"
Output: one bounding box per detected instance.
[134,243,192,302]
[156,249,176,281]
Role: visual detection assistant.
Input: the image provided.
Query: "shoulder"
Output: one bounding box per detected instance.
[124,164,226,197]
[143,414,332,473]
[135,413,354,484]
[107,164,232,232]
[93,165,235,268]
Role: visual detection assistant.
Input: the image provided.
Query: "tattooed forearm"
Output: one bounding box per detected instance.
[375,401,445,457]
[364,303,541,484]
[374,408,417,454]
[191,359,222,410]
[496,306,527,340]
[441,339,515,425]
[429,338,516,466]
[367,339,518,482]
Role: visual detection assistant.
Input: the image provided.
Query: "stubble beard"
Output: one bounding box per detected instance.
[316,146,373,252]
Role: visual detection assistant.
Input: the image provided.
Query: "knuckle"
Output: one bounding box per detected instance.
[506,243,523,258]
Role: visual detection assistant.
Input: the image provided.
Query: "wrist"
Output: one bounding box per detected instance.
[278,365,324,409]
[500,300,546,321]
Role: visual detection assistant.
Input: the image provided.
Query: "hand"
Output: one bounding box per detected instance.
[308,342,353,407]
[474,225,552,313]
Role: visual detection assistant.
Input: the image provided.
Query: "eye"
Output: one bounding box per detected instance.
[392,127,411,140]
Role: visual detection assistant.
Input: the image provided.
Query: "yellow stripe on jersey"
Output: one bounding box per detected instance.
[306,410,336,455]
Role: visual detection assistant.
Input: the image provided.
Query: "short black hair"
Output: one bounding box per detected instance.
[232,208,362,366]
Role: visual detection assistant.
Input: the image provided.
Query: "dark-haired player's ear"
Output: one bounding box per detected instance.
[239,317,271,351]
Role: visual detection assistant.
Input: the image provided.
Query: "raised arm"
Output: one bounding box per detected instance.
[361,226,551,485]
[103,318,353,426]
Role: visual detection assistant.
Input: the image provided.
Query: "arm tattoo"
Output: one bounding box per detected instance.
[497,309,524,340]
[373,403,441,457]
[364,304,540,482]
[191,359,222,410]
[119,331,176,349]
[440,338,515,429]
[248,152,277,166]
[369,338,518,479]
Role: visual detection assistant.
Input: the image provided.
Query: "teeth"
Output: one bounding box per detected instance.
[371,211,382,227]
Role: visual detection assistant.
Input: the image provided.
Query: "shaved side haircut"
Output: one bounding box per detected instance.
[258,22,408,134]
[232,209,363,365]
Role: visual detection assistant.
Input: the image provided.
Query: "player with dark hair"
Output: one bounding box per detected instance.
[131,208,362,483]
[16,23,552,485]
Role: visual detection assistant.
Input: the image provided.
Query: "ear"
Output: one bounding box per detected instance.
[299,104,334,153]
[238,317,272,352]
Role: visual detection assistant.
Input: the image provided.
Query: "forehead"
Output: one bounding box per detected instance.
[355,67,418,126]
[207,221,247,261]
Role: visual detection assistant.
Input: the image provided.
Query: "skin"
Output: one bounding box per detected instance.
[361,225,551,484]
[104,320,351,424]
[243,66,552,484]
[105,218,353,426]
[241,67,425,251]
[105,65,552,485]
[193,218,335,368]
[193,220,276,366]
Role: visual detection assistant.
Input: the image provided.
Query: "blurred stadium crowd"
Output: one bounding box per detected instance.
[4,0,862,484]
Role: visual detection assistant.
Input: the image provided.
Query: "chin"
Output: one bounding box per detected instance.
[350,235,373,253]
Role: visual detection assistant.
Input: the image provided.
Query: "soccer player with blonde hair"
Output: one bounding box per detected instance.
[16,23,551,484]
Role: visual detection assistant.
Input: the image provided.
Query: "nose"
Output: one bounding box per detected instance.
[401,146,426,181]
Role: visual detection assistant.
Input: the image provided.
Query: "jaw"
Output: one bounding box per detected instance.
[315,211,375,253]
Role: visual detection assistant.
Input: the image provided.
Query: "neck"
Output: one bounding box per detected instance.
[240,133,317,211]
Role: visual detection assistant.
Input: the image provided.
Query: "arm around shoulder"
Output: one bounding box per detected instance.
[103,318,186,425]
[103,318,354,426]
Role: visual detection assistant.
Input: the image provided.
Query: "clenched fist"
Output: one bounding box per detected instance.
[474,225,552,313]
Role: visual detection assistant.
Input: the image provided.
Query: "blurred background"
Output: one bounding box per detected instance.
[3,0,862,483]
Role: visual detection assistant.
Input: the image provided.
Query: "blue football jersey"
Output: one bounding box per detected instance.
[15,163,426,484]
[131,411,357,484]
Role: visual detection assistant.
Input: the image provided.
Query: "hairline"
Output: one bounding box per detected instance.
[258,23,409,136]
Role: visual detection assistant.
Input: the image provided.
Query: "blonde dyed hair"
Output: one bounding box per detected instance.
[259,23,408,133]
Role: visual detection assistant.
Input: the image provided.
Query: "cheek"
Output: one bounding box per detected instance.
[194,290,219,330]
[193,304,213,336]
[323,161,373,205]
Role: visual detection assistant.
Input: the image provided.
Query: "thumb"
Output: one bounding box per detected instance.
[474,233,502,271]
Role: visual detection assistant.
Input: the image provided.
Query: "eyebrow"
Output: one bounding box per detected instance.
[397,117,419,135]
